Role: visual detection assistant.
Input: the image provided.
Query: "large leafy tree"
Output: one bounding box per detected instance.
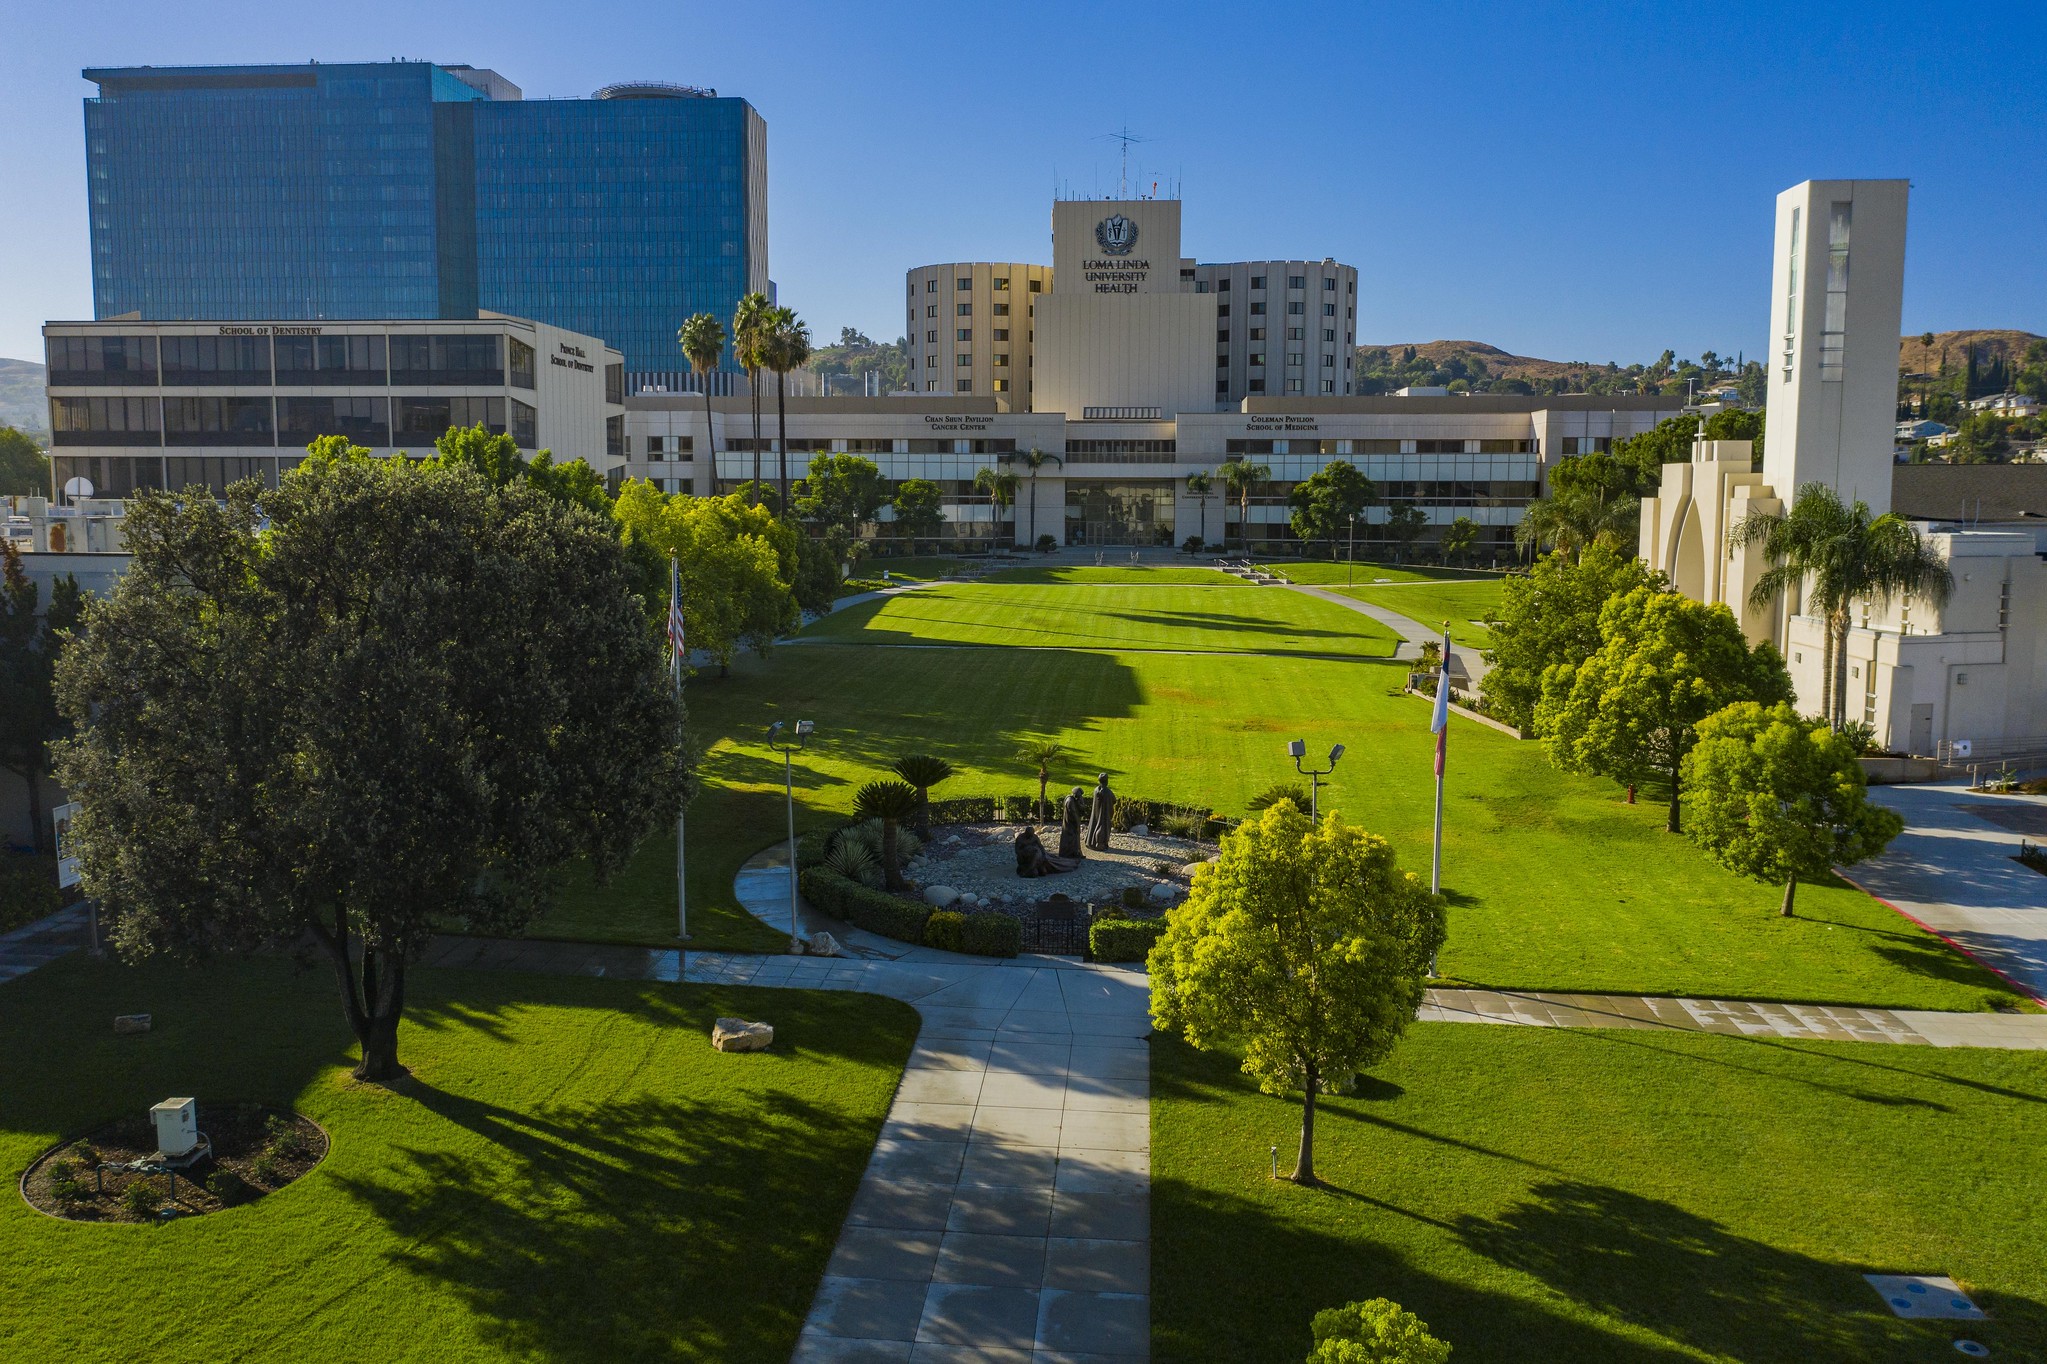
[1536,587,1792,833]
[1286,462,1378,557]
[0,542,83,854]
[0,427,50,497]
[430,423,610,515]
[1732,483,1953,730]
[1681,701,1904,916]
[1512,484,1639,563]
[53,449,681,1081]
[890,478,946,541]
[1484,543,1666,733]
[795,453,888,538]
[612,481,800,671]
[1438,515,1480,566]
[1382,503,1430,564]
[1149,804,1445,1186]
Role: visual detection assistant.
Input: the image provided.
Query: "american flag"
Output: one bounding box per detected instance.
[668,559,686,672]
[1429,625,1452,777]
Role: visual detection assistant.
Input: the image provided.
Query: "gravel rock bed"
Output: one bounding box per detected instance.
[905,821,1216,911]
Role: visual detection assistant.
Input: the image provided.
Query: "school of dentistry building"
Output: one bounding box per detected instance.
[621,196,1681,551]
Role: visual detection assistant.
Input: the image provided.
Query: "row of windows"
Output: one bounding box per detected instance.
[47,332,535,390]
[1217,302,1346,318]
[915,276,1044,294]
[1222,327,1351,345]
[51,394,535,446]
[1225,439,1537,457]
[1211,275,1355,294]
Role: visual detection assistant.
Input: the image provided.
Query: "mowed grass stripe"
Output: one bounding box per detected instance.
[802,582,1403,655]
[547,644,2018,1012]
[1332,579,1509,647]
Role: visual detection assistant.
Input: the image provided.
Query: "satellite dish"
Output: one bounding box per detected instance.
[63,476,95,499]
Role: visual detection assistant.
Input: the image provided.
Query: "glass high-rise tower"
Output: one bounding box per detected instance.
[82,63,768,385]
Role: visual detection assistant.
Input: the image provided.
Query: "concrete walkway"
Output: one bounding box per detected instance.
[1286,583,1490,683]
[0,904,92,984]
[1425,986,2047,1048]
[1853,780,2047,1005]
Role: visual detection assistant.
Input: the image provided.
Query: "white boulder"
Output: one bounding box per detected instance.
[1127,823,1149,836]
[1179,861,1209,879]
[1147,882,1179,904]
[712,1017,774,1052]
[807,931,846,958]
[923,885,961,908]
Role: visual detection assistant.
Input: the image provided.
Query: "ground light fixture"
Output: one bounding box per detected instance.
[1287,740,1345,822]
[766,720,816,947]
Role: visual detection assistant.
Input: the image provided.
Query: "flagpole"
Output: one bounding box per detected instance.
[1431,621,1450,896]
[672,556,689,942]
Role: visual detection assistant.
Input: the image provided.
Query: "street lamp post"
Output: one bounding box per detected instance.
[1286,738,1346,823]
[767,719,815,950]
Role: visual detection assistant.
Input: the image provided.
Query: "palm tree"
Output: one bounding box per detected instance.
[762,307,812,517]
[677,313,724,485]
[730,292,774,504]
[1220,459,1269,555]
[1017,737,1066,822]
[1185,472,1213,548]
[853,779,921,891]
[973,466,1020,549]
[892,754,955,836]
[1733,483,1954,729]
[1006,448,1063,550]
[1512,486,1639,563]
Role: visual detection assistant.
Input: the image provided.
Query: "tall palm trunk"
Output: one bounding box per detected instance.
[1025,474,1037,548]
[775,368,790,516]
[1831,609,1853,733]
[1816,606,1837,729]
[749,368,763,504]
[701,377,715,494]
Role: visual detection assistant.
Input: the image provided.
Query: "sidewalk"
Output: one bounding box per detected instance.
[0,904,92,985]
[1287,583,1491,684]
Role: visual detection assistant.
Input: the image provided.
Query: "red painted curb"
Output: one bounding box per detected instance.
[1834,869,2046,1008]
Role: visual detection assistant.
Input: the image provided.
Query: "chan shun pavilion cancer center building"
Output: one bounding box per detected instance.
[620,196,1680,551]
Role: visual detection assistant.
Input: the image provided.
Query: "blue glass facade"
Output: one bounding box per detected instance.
[83,63,767,381]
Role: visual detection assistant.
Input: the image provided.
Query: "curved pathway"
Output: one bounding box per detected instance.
[1285,582,1491,683]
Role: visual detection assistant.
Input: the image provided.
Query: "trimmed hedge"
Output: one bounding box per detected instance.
[924,910,966,952]
[1089,916,1168,963]
[959,913,1021,958]
[798,866,932,942]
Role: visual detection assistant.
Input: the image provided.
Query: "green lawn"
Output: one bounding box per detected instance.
[1265,561,1506,585]
[979,564,1245,586]
[858,556,978,582]
[541,642,2020,1011]
[0,954,916,1362]
[1333,580,1509,648]
[798,582,1402,655]
[1153,1023,2047,1362]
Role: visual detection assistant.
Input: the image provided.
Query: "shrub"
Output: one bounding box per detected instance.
[123,1180,162,1216]
[1036,534,1058,553]
[1001,794,1037,822]
[1182,535,1204,553]
[794,825,836,869]
[959,913,1021,958]
[823,839,882,887]
[1249,782,1312,815]
[47,1158,74,1183]
[924,910,966,952]
[75,1142,101,1166]
[50,1177,87,1203]
[205,1169,251,1204]
[0,855,64,933]
[265,1114,309,1159]
[1306,1297,1450,1363]
[1089,916,1166,963]
[248,1154,282,1186]
[798,866,932,943]
[928,795,996,824]
[1120,886,1148,910]
[1157,812,1208,840]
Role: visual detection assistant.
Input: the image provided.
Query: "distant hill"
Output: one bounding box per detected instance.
[1897,329,2043,378]
[0,358,47,439]
[1356,340,1638,385]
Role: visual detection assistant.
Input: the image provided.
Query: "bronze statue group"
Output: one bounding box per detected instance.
[1014,774,1116,878]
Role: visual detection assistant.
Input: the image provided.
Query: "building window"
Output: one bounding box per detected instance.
[1250,275,1266,289]
[957,353,972,367]
[606,415,623,459]
[927,305,937,318]
[1249,327,1265,341]
[1286,352,1304,367]
[957,328,972,341]
[927,329,939,343]
[164,395,275,446]
[1324,278,1337,291]
[1820,200,1851,382]
[1321,302,1335,316]
[508,338,535,389]
[1288,274,1305,289]
[994,354,1010,367]
[956,303,972,316]
[993,277,1010,290]
[1783,205,1801,381]
[1321,379,1336,393]
[1218,304,1231,318]
[1249,354,1266,368]
[160,334,272,385]
[1028,279,1043,292]
[1286,378,1304,393]
[605,363,623,405]
[1217,380,1231,394]
[50,394,162,445]
[1323,354,1335,367]
[958,380,973,392]
[1285,327,1302,340]
[1216,330,1230,343]
[926,380,938,391]
[926,354,937,370]
[993,328,1009,341]
[957,276,972,290]
[1217,356,1230,369]
[927,279,938,293]
[1250,302,1266,315]
[993,379,1009,392]
[1217,278,1231,292]
[1322,328,1336,343]
[993,303,1010,316]
[45,334,158,385]
[1249,379,1265,393]
[511,399,537,448]
[279,396,388,445]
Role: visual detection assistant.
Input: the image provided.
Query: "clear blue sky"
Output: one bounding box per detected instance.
[4,0,2042,366]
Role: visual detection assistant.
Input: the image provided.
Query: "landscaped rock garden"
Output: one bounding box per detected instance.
[908,823,1212,913]
[21,1104,327,1222]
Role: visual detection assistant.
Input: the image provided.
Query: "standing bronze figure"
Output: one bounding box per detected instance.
[1085,773,1116,851]
[1058,786,1086,860]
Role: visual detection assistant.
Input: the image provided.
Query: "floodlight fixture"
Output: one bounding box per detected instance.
[1286,739,1306,759]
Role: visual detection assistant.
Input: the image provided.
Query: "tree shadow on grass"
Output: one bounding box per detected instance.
[1451,1178,2040,1362]
[332,1079,879,1364]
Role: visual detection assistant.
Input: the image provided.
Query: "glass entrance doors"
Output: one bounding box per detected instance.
[1065,479,1174,546]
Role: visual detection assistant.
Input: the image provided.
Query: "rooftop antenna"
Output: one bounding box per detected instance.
[1094,127,1150,198]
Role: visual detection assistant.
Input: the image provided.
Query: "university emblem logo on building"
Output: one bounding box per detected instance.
[1095,214,1140,256]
